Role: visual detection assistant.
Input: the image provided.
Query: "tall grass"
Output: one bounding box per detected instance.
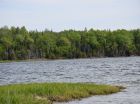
[0,83,124,104]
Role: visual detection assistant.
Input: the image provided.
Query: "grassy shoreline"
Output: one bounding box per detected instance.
[0,59,49,63]
[0,83,125,104]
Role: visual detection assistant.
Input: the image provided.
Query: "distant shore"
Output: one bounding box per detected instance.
[0,27,140,61]
[0,56,139,63]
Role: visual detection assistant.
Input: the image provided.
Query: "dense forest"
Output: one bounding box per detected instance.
[0,26,140,60]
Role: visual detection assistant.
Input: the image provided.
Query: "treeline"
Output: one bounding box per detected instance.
[0,26,140,60]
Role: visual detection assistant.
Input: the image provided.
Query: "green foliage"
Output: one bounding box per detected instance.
[0,83,123,104]
[0,26,139,60]
[132,29,140,55]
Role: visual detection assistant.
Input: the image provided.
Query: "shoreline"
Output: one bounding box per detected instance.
[0,55,139,63]
[0,83,125,104]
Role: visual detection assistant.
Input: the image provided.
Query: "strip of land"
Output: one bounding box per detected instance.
[0,83,124,104]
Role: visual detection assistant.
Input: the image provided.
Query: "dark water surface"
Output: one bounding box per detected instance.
[0,57,140,104]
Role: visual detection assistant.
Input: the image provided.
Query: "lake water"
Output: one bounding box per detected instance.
[0,57,140,104]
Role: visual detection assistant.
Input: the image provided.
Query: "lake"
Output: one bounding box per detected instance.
[0,57,140,104]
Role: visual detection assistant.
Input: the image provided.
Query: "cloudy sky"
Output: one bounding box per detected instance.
[0,0,140,31]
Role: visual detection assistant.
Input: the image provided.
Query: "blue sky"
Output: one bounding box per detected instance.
[0,0,140,31]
